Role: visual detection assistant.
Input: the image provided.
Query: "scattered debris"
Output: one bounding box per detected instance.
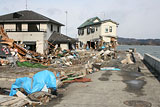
[0,26,123,106]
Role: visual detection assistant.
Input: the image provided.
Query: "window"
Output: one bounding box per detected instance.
[109,26,112,32]
[57,26,60,33]
[81,29,84,35]
[105,28,108,33]
[28,23,40,32]
[96,27,98,31]
[51,24,53,31]
[87,28,90,35]
[16,23,22,31]
[78,29,84,36]
[91,28,95,33]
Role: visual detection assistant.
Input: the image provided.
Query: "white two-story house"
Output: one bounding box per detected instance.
[78,17,119,48]
[0,10,65,54]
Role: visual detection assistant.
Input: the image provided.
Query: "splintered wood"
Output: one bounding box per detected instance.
[0,27,51,65]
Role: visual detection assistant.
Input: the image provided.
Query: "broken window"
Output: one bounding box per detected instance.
[51,24,53,31]
[23,41,36,51]
[16,23,22,31]
[57,26,60,33]
[28,23,40,32]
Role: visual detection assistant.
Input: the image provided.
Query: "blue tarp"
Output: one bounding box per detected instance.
[100,67,120,71]
[9,70,57,96]
[101,46,106,49]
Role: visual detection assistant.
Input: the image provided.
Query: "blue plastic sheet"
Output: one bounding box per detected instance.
[101,46,106,49]
[100,67,120,71]
[9,70,58,96]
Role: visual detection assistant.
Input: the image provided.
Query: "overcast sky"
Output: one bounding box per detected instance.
[0,0,160,39]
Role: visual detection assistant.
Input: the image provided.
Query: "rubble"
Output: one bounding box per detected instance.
[0,26,121,106]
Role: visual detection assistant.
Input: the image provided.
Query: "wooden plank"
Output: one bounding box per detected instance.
[16,90,41,105]
[10,99,28,107]
[1,98,21,106]
[0,95,15,105]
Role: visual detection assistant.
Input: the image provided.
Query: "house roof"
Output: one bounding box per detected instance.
[77,17,101,29]
[78,17,119,29]
[48,32,77,44]
[0,10,64,26]
[101,19,119,25]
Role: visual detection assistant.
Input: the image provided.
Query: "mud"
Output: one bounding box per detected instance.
[98,71,112,81]
[123,79,146,96]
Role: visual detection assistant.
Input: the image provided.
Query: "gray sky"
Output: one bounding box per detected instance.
[0,0,160,39]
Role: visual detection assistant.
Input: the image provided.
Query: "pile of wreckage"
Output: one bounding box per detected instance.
[0,27,121,106]
[0,27,80,67]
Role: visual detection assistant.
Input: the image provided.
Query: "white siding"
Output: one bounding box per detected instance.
[78,25,101,43]
[101,22,117,37]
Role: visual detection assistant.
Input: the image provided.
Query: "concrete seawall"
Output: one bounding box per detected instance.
[144,53,160,73]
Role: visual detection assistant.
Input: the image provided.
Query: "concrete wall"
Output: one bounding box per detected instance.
[3,23,61,54]
[7,32,46,54]
[144,53,160,73]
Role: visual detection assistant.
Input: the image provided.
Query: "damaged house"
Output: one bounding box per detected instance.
[78,17,119,49]
[0,10,76,54]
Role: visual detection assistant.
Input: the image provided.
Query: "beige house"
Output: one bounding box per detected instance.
[78,17,119,48]
[0,10,75,54]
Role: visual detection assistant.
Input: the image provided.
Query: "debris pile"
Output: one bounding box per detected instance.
[0,27,121,106]
[0,27,79,67]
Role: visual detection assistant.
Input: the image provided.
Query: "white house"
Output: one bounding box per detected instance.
[78,17,119,49]
[0,10,76,54]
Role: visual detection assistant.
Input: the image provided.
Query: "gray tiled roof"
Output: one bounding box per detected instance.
[48,32,77,44]
[0,10,64,26]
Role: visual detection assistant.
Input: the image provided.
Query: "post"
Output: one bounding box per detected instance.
[26,0,28,10]
[65,11,68,36]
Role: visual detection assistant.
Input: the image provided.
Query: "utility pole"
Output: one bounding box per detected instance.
[26,0,28,10]
[99,12,105,20]
[65,11,68,36]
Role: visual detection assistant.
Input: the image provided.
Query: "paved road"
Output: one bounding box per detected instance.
[47,53,160,107]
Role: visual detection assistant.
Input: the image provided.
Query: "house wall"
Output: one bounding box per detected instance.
[101,22,117,38]
[60,44,69,50]
[2,23,62,54]
[7,32,46,54]
[40,23,60,52]
[78,25,101,44]
[78,21,117,44]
